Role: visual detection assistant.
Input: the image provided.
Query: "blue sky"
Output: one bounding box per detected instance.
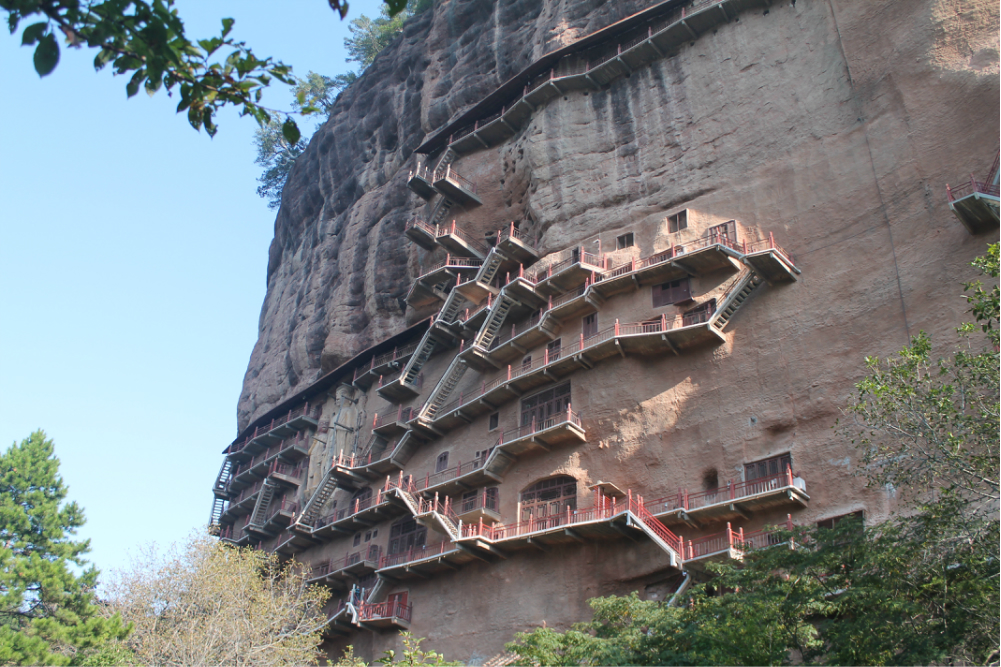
[0,0,384,578]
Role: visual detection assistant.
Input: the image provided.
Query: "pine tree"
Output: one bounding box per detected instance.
[0,430,129,666]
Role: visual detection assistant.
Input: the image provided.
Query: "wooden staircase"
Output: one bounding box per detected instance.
[474,293,518,350]
[419,356,470,423]
[428,196,455,230]
[712,271,763,331]
[433,147,458,174]
[213,459,233,497]
[209,496,227,526]
[247,480,277,530]
[297,470,339,529]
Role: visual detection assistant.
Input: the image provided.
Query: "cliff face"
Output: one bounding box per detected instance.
[238,0,654,429]
[238,0,999,431]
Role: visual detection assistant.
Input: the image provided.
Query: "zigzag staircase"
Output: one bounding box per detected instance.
[209,496,227,526]
[297,469,339,529]
[390,484,460,542]
[398,325,452,387]
[434,147,458,174]
[213,459,233,496]
[419,356,469,423]
[473,248,507,291]
[712,270,764,331]
[437,288,468,326]
[247,480,278,531]
[366,575,392,603]
[627,501,683,568]
[415,496,460,541]
[474,292,518,350]
[428,196,455,229]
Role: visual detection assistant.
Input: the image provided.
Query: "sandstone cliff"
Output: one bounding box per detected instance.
[238,0,999,431]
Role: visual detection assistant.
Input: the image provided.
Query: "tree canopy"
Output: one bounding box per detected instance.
[0,430,129,666]
[2,0,409,143]
[506,243,1000,666]
[103,532,330,666]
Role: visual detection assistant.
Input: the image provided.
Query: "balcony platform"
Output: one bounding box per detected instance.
[311,495,406,539]
[417,450,515,498]
[376,376,421,402]
[648,477,809,529]
[377,544,478,581]
[496,224,540,265]
[950,191,1000,235]
[531,255,608,296]
[455,501,502,526]
[743,249,799,284]
[503,276,547,308]
[274,529,315,556]
[372,407,416,438]
[359,601,413,630]
[405,279,449,308]
[432,167,482,206]
[404,217,438,251]
[454,277,499,304]
[407,166,436,200]
[435,223,487,259]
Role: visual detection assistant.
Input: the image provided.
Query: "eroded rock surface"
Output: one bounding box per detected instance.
[238,0,998,436]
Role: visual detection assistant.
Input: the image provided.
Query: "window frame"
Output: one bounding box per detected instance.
[616,232,635,249]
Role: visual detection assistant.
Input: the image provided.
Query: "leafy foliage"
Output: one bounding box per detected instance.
[0,430,130,666]
[2,0,410,139]
[254,71,352,209]
[345,0,431,69]
[507,244,1000,666]
[377,631,461,666]
[103,532,330,665]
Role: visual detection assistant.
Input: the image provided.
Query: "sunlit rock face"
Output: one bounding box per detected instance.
[237,0,998,439]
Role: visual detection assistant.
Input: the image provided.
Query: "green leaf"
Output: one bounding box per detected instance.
[221,17,234,37]
[281,117,301,145]
[21,22,47,46]
[126,69,146,97]
[33,33,59,77]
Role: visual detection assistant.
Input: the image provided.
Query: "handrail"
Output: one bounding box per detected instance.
[498,221,537,249]
[436,220,488,254]
[643,466,801,515]
[433,165,478,194]
[378,541,458,569]
[496,407,582,446]
[428,0,744,157]
[229,403,321,454]
[359,599,413,623]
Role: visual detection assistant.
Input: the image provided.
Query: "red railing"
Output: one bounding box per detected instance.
[359,599,413,623]
[378,541,458,569]
[681,516,795,560]
[229,431,309,481]
[267,460,305,482]
[742,231,795,267]
[498,221,537,249]
[417,254,484,281]
[433,165,478,195]
[408,163,432,183]
[947,152,1000,202]
[438,316,702,419]
[418,457,487,490]
[266,498,299,520]
[527,246,606,283]
[644,467,800,515]
[435,220,488,254]
[458,491,681,554]
[373,405,417,431]
[441,0,741,156]
[496,407,583,447]
[229,403,321,454]
[405,216,437,237]
[458,488,500,515]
